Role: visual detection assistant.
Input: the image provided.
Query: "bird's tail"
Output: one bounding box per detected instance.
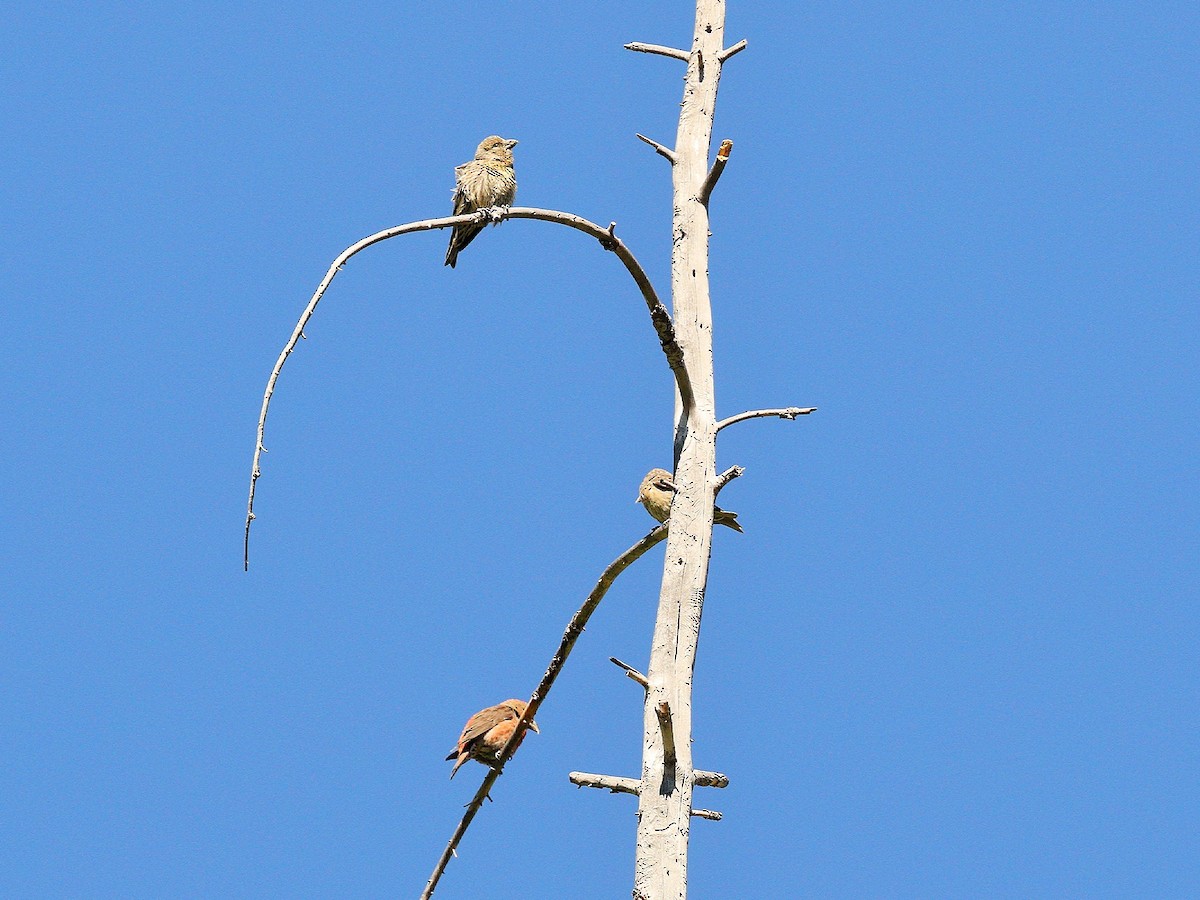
[715,508,744,533]
[445,224,485,267]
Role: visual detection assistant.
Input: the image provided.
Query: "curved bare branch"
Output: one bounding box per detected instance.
[243,208,689,569]
[421,524,669,899]
[715,406,816,432]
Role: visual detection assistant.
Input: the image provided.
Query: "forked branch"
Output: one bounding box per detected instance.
[420,524,669,899]
[244,209,691,569]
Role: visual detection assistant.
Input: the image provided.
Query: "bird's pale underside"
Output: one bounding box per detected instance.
[444,136,518,268]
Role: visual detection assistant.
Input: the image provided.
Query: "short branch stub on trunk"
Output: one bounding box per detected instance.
[624,41,691,61]
[693,770,729,789]
[610,656,650,689]
[569,772,642,796]
[635,133,678,164]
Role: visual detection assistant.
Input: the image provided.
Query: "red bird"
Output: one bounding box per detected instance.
[446,699,539,779]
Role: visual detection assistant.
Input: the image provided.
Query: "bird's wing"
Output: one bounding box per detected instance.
[457,705,513,748]
[449,162,474,211]
[450,183,472,216]
[454,160,484,209]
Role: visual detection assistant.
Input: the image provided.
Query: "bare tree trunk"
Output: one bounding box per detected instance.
[634,2,728,897]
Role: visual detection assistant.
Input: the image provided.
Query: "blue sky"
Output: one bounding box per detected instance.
[2,2,1197,897]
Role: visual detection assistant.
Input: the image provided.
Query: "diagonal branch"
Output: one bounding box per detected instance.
[244,208,691,569]
[635,133,678,164]
[716,406,816,432]
[624,41,690,61]
[420,524,669,899]
[717,39,748,62]
[699,140,734,207]
[610,656,649,689]
[713,465,744,497]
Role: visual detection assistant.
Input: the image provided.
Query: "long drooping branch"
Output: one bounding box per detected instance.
[243,208,689,569]
[420,524,669,900]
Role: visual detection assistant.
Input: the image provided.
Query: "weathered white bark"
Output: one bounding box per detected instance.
[633,1,731,897]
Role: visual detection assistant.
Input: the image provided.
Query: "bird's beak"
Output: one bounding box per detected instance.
[635,495,643,504]
[529,721,540,734]
[506,139,519,148]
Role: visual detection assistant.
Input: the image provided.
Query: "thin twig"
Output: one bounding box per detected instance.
[624,42,690,61]
[691,808,723,821]
[610,657,650,689]
[716,39,747,62]
[715,406,816,433]
[699,139,733,206]
[569,772,642,795]
[713,465,744,496]
[635,133,678,165]
[421,524,669,899]
[244,208,692,569]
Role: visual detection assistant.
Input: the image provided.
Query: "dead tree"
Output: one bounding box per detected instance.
[632,2,741,892]
[244,0,814,896]
[576,3,765,898]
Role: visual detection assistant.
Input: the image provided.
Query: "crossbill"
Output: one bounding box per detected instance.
[444,135,519,268]
[636,467,744,533]
[446,698,539,779]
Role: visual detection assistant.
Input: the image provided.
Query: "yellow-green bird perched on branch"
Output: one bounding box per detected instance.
[444,135,519,268]
[637,468,744,533]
